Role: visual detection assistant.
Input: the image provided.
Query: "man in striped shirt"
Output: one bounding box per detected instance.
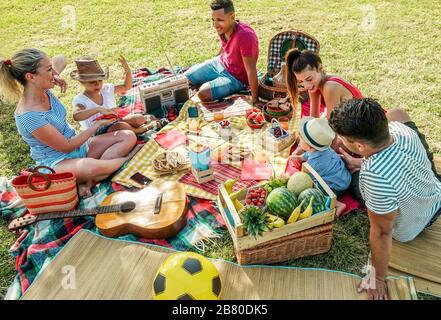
[329,98,441,300]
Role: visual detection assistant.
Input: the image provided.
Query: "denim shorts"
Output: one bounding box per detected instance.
[95,120,122,136]
[185,56,246,101]
[38,141,89,170]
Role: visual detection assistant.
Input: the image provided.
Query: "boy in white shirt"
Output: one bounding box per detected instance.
[71,56,149,135]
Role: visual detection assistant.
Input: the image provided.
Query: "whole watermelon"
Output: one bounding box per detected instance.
[298,188,327,214]
[266,187,298,220]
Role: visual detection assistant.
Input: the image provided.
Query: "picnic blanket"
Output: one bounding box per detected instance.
[388,217,441,298]
[179,161,259,196]
[112,95,300,200]
[21,230,417,300]
[0,177,225,300]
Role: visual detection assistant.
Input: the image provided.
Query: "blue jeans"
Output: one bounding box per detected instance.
[185,56,246,101]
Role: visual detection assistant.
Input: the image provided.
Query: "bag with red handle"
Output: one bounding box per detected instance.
[11,166,79,215]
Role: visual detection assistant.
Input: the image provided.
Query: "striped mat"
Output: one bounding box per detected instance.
[22,230,417,300]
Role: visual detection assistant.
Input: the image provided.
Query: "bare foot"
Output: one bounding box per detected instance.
[133,124,149,135]
[335,200,347,218]
[78,181,93,198]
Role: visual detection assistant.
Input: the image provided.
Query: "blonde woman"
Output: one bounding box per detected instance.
[0,48,136,195]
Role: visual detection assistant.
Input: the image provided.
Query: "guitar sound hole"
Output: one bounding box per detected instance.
[120,201,136,213]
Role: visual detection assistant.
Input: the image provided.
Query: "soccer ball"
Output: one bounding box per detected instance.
[152,252,222,300]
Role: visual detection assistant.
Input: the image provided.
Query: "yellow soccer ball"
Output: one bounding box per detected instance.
[152,252,222,300]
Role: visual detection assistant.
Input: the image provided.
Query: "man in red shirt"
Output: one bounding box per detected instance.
[185,0,259,104]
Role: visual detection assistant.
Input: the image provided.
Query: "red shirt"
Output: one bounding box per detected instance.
[219,21,259,85]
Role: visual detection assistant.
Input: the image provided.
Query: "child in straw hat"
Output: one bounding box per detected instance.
[71,55,151,135]
[289,117,351,216]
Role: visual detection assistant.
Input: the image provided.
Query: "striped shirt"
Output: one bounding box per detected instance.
[14,90,77,165]
[359,122,441,242]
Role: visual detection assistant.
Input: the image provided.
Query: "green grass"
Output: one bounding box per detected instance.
[1,0,440,300]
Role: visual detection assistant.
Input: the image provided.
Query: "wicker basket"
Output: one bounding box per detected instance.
[258,30,320,101]
[235,223,333,265]
[217,163,336,265]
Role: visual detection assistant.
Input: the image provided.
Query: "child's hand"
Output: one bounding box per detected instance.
[99,107,119,117]
[54,75,68,93]
[94,118,117,129]
[119,55,131,74]
[289,154,304,164]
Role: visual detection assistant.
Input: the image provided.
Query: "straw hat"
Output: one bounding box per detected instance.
[70,58,109,81]
[298,116,335,151]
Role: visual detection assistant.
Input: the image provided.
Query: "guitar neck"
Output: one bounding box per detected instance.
[34,204,124,222]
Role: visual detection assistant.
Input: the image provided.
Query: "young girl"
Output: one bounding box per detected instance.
[71,56,149,135]
[285,49,363,119]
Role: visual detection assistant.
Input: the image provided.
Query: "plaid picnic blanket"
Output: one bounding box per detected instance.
[0,177,225,299]
[112,96,300,200]
[179,161,259,196]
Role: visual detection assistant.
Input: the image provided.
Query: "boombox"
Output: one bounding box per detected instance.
[139,74,190,114]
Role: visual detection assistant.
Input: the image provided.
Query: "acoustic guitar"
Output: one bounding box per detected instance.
[8,181,188,239]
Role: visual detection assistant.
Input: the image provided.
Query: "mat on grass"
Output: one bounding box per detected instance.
[387,156,441,298]
[22,230,416,300]
[388,218,441,297]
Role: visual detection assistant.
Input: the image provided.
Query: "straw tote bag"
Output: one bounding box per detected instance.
[12,166,79,215]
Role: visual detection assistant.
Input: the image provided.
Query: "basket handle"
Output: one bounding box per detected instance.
[32,166,56,174]
[271,118,281,129]
[27,172,52,192]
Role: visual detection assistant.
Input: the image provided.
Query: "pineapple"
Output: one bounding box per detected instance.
[240,206,269,238]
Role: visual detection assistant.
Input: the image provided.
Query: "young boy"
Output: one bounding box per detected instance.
[289,117,351,216]
[71,55,150,135]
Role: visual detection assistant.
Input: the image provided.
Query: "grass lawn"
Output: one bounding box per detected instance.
[1,0,440,299]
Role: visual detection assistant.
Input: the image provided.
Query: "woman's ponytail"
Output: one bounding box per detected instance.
[285,48,302,105]
[0,49,46,104]
[0,59,22,104]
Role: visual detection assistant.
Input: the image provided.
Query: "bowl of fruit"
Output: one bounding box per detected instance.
[244,186,267,208]
[246,108,265,129]
[262,97,293,122]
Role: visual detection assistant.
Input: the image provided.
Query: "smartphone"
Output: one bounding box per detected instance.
[130,172,152,186]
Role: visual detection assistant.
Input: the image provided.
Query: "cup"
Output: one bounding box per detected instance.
[213,110,224,122]
[278,117,289,131]
[188,144,211,171]
[188,106,199,118]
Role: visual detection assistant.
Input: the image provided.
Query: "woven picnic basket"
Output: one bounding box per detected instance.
[235,223,333,265]
[258,30,320,101]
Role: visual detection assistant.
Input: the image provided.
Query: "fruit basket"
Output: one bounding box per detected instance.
[260,119,296,153]
[217,163,336,265]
